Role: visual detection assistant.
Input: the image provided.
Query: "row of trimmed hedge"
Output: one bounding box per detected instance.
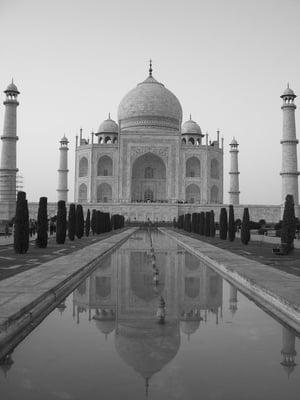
[13,192,125,253]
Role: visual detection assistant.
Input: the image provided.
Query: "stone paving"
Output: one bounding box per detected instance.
[0,228,137,357]
[161,228,300,332]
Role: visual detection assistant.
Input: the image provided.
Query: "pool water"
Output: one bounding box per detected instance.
[0,230,299,400]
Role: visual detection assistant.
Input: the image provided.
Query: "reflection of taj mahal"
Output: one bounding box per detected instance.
[74,63,223,220]
[73,230,224,388]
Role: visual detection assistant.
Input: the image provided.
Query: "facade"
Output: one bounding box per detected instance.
[74,65,224,221]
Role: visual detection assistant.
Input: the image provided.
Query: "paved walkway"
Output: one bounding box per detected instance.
[161,228,300,333]
[0,228,137,359]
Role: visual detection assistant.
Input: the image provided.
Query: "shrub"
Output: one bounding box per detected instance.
[228,205,235,242]
[210,210,216,237]
[68,203,76,241]
[56,200,67,244]
[104,212,111,232]
[75,204,84,239]
[219,208,228,240]
[85,209,90,237]
[281,194,296,253]
[241,207,251,245]
[14,191,29,254]
[96,211,102,234]
[205,212,210,236]
[199,212,205,235]
[91,209,97,235]
[177,215,184,229]
[36,197,48,248]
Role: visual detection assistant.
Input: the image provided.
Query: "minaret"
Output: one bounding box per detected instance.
[229,137,240,204]
[280,85,299,206]
[0,80,20,220]
[57,135,69,203]
[281,326,297,378]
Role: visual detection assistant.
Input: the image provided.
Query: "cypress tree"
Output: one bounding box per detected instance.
[68,203,76,241]
[36,196,48,248]
[205,212,210,236]
[281,194,296,253]
[85,209,91,237]
[241,207,251,245]
[184,213,191,232]
[191,213,198,233]
[14,191,30,254]
[104,212,111,232]
[210,210,216,237]
[75,204,84,238]
[96,211,101,234]
[56,200,67,244]
[228,205,235,242]
[91,209,97,235]
[199,212,205,235]
[219,208,228,240]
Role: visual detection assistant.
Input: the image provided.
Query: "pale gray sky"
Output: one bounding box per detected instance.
[0,0,299,204]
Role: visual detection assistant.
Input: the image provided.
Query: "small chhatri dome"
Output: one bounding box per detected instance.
[97,113,119,134]
[182,114,202,135]
[118,61,182,131]
[60,134,69,143]
[281,83,296,98]
[4,79,19,94]
[230,137,238,146]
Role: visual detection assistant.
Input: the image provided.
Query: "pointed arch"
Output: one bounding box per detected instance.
[97,183,112,203]
[79,157,88,177]
[211,158,219,179]
[97,155,113,176]
[78,183,87,202]
[211,185,219,203]
[185,184,200,203]
[186,157,200,177]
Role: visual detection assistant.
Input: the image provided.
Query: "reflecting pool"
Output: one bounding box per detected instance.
[0,230,299,399]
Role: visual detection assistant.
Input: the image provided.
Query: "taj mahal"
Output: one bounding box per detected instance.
[74,62,223,211]
[0,62,299,222]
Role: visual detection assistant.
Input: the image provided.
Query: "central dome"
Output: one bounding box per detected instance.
[118,72,182,131]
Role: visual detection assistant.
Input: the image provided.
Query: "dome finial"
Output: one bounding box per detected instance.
[189,113,192,121]
[108,112,111,120]
[149,59,153,77]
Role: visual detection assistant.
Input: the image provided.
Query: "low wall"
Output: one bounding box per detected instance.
[20,202,300,223]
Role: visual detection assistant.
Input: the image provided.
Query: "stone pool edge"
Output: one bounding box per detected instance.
[0,227,139,359]
[160,228,300,333]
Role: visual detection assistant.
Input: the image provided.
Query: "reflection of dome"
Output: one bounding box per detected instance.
[115,321,180,380]
[118,69,182,131]
[180,320,200,338]
[94,319,115,336]
[182,116,202,135]
[97,114,118,134]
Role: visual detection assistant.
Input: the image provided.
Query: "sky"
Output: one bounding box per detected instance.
[0,0,299,204]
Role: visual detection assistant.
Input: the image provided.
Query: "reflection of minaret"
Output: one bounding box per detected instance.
[229,284,238,316]
[281,326,297,378]
[0,352,13,378]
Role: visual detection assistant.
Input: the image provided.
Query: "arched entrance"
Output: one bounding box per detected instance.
[131,153,166,202]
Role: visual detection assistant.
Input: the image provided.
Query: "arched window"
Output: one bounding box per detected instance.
[186,157,200,177]
[185,184,200,203]
[211,185,219,203]
[188,137,195,145]
[144,189,153,201]
[182,138,186,144]
[105,136,112,144]
[78,183,87,202]
[97,155,113,176]
[79,157,88,177]
[145,166,154,179]
[211,159,219,179]
[97,183,112,203]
